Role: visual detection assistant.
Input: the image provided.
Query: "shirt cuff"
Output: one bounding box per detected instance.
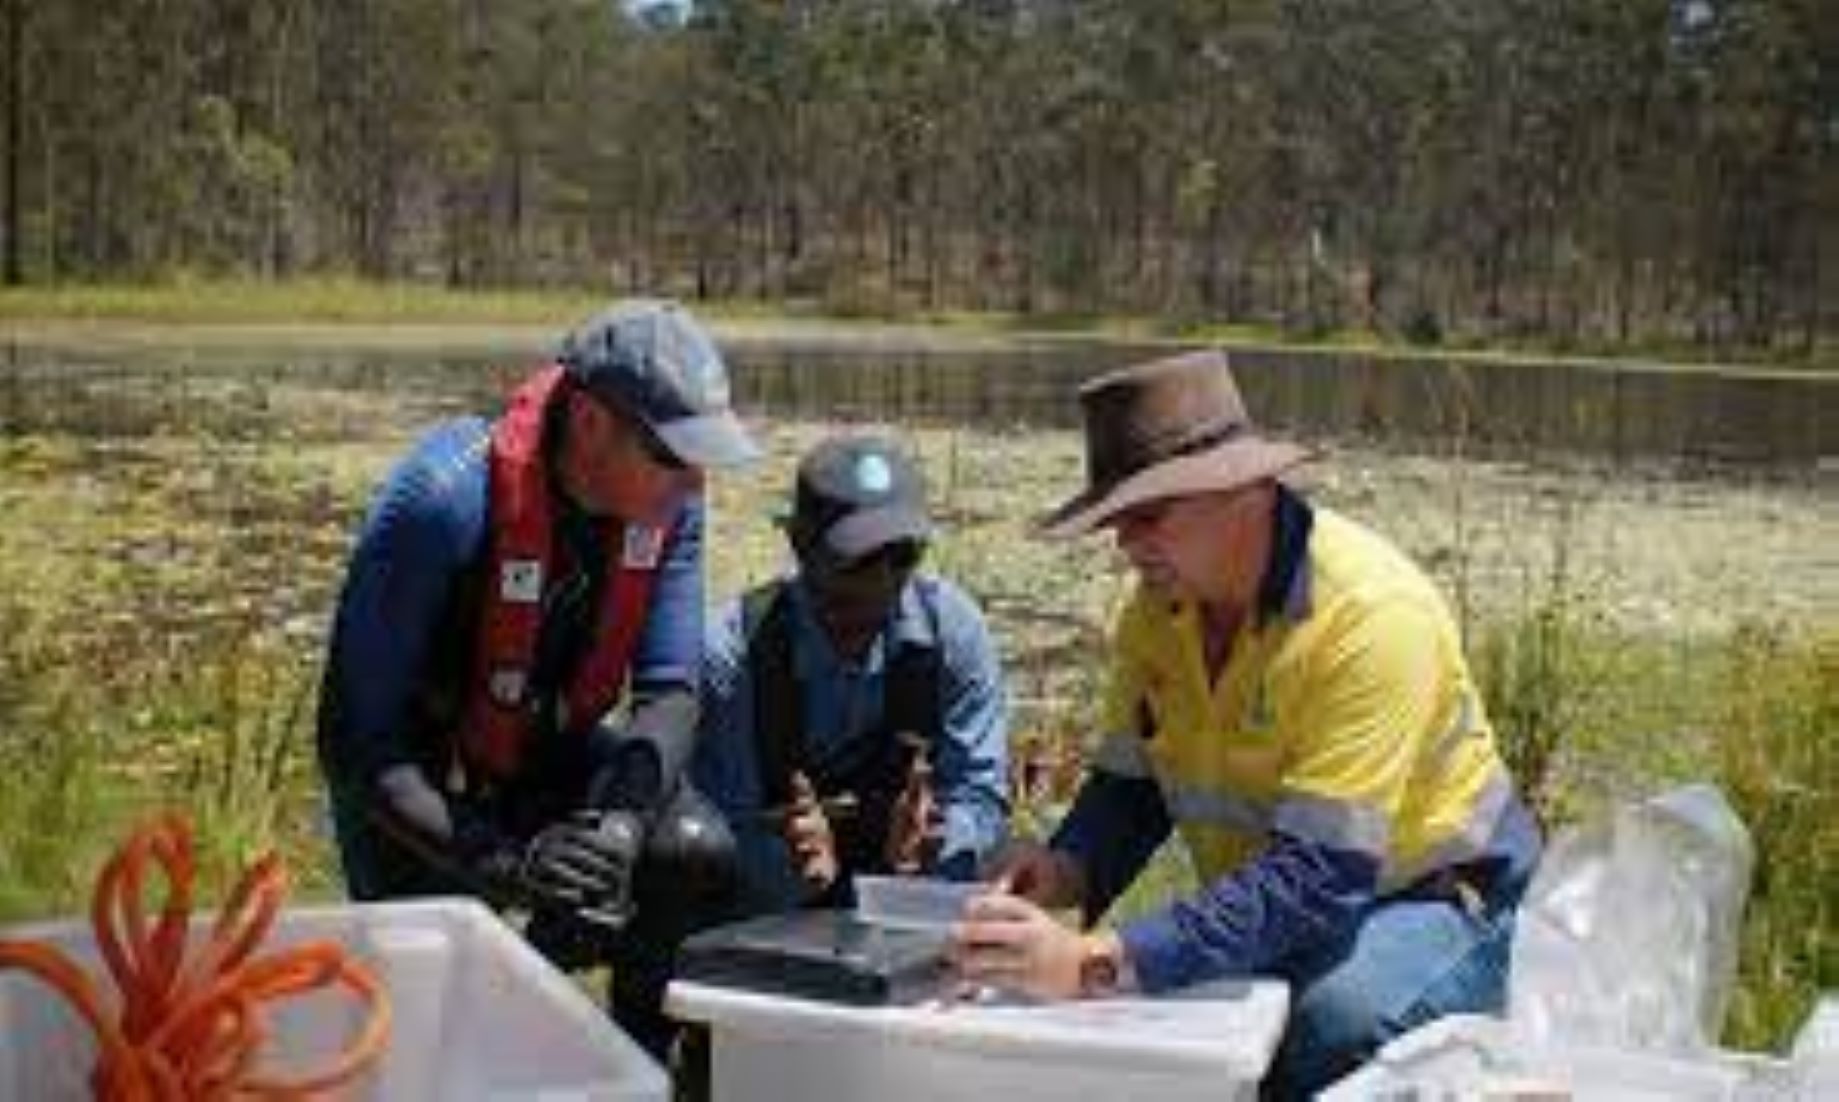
[1115,908,1244,995]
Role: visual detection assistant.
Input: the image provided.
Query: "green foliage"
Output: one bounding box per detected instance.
[0,620,111,918]
[2,0,1829,359]
[1467,583,1834,1049]
[1713,625,1837,1050]
[1474,584,1617,827]
[0,613,334,922]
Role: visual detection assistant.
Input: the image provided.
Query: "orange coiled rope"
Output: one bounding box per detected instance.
[0,815,391,1099]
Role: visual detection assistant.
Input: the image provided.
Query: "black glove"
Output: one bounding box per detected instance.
[520,809,644,928]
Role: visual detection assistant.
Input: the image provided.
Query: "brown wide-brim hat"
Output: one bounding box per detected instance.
[1038,349,1315,539]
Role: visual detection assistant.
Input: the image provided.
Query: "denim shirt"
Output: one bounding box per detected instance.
[693,573,1010,914]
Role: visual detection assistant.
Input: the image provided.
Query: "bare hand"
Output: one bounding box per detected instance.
[782,771,840,891]
[982,841,1088,911]
[948,890,1090,1000]
[884,743,944,874]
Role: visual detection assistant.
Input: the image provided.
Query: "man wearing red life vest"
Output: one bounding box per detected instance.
[315,299,758,1057]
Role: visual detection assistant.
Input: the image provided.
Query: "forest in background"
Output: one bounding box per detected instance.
[2,0,1832,357]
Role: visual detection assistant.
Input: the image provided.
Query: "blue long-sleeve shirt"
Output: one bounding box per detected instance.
[318,417,706,791]
[1055,774,1377,989]
[692,573,1010,914]
[1056,773,1541,990]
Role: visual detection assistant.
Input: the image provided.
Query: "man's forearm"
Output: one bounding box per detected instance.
[367,764,520,903]
[1116,834,1377,992]
[374,764,457,843]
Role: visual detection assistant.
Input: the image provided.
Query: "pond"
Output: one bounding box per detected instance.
[4,331,1834,470]
[737,340,1836,471]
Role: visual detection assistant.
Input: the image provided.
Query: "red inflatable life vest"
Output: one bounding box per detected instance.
[458,366,668,779]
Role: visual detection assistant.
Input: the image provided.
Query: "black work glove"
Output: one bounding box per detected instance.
[520,809,644,929]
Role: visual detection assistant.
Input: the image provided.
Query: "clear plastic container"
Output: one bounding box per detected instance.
[853,874,986,930]
[0,897,667,1101]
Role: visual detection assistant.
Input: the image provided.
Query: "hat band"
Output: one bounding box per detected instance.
[1162,419,1248,459]
[1095,419,1248,485]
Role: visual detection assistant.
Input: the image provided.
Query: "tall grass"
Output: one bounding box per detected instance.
[1473,583,1835,1050]
[1712,626,1837,1049]
[0,614,331,922]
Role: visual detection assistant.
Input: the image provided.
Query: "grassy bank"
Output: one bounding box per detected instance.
[0,278,607,326]
[3,278,1830,374]
[0,396,1831,1053]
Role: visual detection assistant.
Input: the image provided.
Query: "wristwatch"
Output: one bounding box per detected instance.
[1077,934,1126,998]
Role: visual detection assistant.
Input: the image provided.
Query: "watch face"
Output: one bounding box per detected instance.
[1080,946,1120,996]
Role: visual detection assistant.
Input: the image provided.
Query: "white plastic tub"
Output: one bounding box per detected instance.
[668,976,1290,1102]
[0,897,667,1101]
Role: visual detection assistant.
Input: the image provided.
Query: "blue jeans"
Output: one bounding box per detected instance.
[1265,893,1517,1098]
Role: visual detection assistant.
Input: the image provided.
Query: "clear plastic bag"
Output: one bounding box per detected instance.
[1507,784,1755,1054]
[1790,996,1839,1096]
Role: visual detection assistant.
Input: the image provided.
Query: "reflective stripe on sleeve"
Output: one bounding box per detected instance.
[1386,768,1515,890]
[1272,791,1391,857]
[1161,782,1274,836]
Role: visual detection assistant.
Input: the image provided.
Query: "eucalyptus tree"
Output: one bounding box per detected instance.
[3,0,23,283]
[0,0,1827,359]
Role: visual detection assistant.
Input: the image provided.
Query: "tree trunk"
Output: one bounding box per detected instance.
[3,0,24,284]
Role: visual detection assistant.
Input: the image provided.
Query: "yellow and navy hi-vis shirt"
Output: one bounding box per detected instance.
[1054,491,1540,992]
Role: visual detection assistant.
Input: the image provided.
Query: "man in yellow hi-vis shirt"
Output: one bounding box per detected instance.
[948,349,1542,1098]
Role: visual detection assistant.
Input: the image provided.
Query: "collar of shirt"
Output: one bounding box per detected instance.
[1257,484,1315,626]
[784,574,937,680]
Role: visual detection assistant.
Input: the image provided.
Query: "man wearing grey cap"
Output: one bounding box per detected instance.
[316,299,757,1056]
[693,435,1011,914]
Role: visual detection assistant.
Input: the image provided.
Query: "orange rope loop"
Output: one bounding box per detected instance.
[0,816,391,1100]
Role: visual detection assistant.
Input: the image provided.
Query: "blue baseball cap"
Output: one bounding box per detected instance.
[558,299,760,469]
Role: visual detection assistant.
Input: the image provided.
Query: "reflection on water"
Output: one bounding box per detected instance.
[2,337,1833,471]
[732,342,1836,470]
[0,345,510,443]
